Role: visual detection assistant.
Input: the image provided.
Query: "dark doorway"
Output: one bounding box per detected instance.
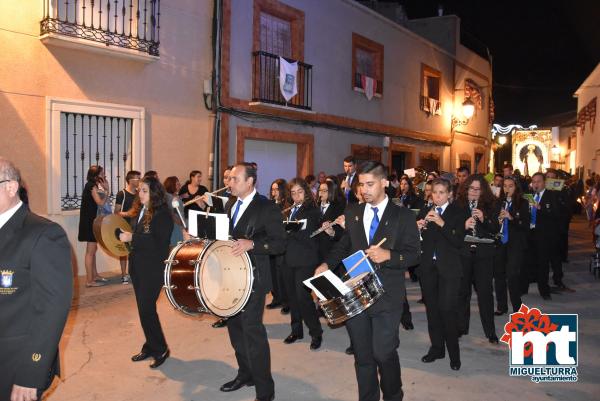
[391,151,407,176]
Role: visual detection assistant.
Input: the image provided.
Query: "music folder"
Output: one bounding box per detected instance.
[204,193,229,213]
[342,250,374,278]
[303,270,350,301]
[283,219,307,233]
[188,210,229,240]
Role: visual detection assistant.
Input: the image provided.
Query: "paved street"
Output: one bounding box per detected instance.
[44,215,600,401]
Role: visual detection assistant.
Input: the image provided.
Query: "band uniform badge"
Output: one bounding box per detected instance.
[0,270,17,295]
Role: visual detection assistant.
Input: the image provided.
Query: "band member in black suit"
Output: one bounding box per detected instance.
[316,180,346,262]
[416,178,464,370]
[397,177,424,210]
[341,155,359,204]
[315,161,421,401]
[494,176,530,314]
[523,172,560,300]
[266,179,289,311]
[282,178,324,349]
[119,176,173,369]
[0,158,72,401]
[546,170,571,285]
[456,174,500,343]
[220,163,286,401]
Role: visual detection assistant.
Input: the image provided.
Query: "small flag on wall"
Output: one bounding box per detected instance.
[279,57,298,102]
[361,75,377,100]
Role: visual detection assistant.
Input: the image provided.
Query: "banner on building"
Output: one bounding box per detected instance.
[279,57,298,102]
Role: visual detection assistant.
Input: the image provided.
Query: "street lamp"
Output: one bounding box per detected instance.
[498,135,507,145]
[451,98,476,131]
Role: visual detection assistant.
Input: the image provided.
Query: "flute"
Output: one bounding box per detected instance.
[309,220,340,238]
[183,186,229,207]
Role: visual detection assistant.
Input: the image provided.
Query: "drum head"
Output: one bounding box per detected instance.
[196,240,253,317]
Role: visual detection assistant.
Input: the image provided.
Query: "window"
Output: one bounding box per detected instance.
[421,64,442,115]
[60,113,133,210]
[352,33,384,96]
[260,12,292,57]
[351,144,382,164]
[420,153,440,172]
[47,98,145,215]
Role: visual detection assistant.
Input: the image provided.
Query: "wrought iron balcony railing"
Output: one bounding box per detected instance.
[252,51,313,111]
[41,0,160,56]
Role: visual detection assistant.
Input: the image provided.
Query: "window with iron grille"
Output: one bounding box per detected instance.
[352,33,384,96]
[60,112,133,210]
[260,12,292,57]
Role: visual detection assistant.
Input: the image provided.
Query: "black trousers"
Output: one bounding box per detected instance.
[282,264,323,338]
[130,265,167,357]
[346,303,403,401]
[523,230,561,297]
[226,288,274,399]
[269,255,288,305]
[458,248,497,338]
[420,266,461,363]
[494,243,523,313]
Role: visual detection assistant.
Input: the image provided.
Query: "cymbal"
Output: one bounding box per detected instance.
[93,214,132,257]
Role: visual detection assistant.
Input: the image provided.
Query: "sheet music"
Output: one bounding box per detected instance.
[188,210,230,240]
[303,270,351,300]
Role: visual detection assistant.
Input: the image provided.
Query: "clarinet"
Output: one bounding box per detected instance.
[471,200,479,237]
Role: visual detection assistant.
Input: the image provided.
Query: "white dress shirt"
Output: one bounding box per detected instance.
[0,201,23,230]
[233,188,257,227]
[363,196,389,243]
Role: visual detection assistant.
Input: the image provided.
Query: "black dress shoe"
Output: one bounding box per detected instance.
[488,335,499,344]
[212,318,227,328]
[280,306,290,315]
[150,349,170,369]
[345,345,354,355]
[401,321,414,330]
[254,394,274,401]
[283,333,303,344]
[421,353,445,363]
[220,377,255,392]
[310,335,322,350]
[266,301,282,309]
[450,360,461,371]
[458,330,468,338]
[131,351,151,362]
[494,310,507,316]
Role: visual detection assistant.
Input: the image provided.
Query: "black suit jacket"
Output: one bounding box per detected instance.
[325,200,421,307]
[417,203,465,278]
[285,204,320,268]
[398,192,424,210]
[316,200,345,262]
[226,193,286,293]
[343,173,359,204]
[458,201,501,257]
[499,198,530,251]
[129,205,173,273]
[0,204,72,394]
[532,190,560,238]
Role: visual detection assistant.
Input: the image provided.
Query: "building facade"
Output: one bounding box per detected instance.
[217,0,493,195]
[0,0,215,274]
[574,63,599,176]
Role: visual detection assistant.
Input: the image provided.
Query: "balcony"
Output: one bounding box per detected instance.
[252,51,313,111]
[40,0,160,61]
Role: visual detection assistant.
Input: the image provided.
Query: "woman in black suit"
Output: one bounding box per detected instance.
[120,176,173,368]
[316,180,346,262]
[416,178,465,370]
[455,174,501,343]
[397,177,424,210]
[494,176,530,314]
[266,178,289,311]
[282,177,323,350]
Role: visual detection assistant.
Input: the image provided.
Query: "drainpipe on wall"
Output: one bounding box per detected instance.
[210,0,223,192]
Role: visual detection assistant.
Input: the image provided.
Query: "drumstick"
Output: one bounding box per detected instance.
[343,238,387,279]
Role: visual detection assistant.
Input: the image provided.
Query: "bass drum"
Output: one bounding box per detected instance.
[194,240,254,318]
[163,239,254,318]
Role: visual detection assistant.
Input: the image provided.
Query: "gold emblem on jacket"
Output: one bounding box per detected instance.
[32,353,42,362]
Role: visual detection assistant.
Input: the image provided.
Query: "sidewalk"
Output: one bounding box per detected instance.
[45,215,600,401]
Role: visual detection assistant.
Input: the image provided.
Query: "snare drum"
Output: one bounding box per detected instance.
[319,272,384,325]
[164,239,254,317]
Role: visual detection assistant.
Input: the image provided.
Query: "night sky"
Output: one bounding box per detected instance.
[390,0,600,125]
